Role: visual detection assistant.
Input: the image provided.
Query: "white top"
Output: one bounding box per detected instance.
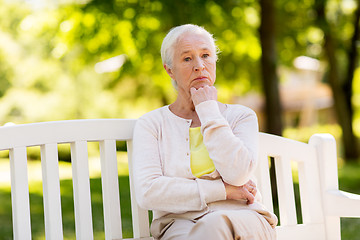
[132,100,277,228]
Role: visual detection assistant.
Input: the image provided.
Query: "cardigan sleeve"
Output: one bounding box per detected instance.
[196,100,259,186]
[132,116,226,213]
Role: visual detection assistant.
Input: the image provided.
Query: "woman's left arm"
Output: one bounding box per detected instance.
[196,100,259,187]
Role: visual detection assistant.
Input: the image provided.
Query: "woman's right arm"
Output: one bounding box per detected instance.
[132,118,226,213]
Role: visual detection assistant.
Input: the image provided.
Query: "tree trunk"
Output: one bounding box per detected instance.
[315,0,360,160]
[345,0,360,121]
[259,0,283,136]
[259,0,283,211]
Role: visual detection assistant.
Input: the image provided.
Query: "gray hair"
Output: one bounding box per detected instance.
[160,24,219,89]
[161,24,218,67]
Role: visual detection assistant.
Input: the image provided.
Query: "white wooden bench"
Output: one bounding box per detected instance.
[0,119,359,240]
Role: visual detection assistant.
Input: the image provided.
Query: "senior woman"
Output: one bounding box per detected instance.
[133,24,278,240]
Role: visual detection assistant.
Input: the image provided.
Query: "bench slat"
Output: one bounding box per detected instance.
[99,140,122,240]
[9,147,32,240]
[0,119,136,150]
[309,134,342,240]
[127,141,151,238]
[274,155,298,226]
[40,144,64,239]
[297,158,324,224]
[255,152,274,213]
[70,141,94,240]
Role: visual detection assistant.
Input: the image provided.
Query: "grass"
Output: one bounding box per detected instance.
[0,150,134,240]
[338,162,360,240]
[0,176,133,240]
[0,155,360,239]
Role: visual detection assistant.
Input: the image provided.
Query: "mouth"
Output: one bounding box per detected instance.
[191,76,211,90]
[193,76,208,81]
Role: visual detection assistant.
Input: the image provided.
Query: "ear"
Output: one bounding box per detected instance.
[164,64,174,79]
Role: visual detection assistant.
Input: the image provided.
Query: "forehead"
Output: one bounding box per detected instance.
[175,32,214,54]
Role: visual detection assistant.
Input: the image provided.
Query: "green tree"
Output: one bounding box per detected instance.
[0,0,266,124]
[314,0,360,160]
[0,0,359,164]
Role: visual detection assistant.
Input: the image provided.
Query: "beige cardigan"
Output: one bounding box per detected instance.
[133,100,277,230]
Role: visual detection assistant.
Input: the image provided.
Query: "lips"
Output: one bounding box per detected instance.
[193,76,207,81]
[191,76,210,89]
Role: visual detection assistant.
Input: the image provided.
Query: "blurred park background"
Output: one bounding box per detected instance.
[0,0,359,239]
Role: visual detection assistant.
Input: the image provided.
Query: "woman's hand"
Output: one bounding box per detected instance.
[223,179,257,205]
[190,85,217,106]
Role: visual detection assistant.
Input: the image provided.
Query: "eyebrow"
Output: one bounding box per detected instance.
[180,48,211,56]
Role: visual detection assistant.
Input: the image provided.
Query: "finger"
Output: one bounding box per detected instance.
[247,185,257,197]
[244,182,255,192]
[246,190,255,204]
[247,179,256,188]
[190,87,197,95]
[210,85,217,91]
[243,184,256,201]
[210,86,218,98]
[250,187,257,197]
[238,185,255,204]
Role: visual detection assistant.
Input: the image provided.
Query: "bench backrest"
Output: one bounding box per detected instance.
[0,119,339,240]
[255,133,330,240]
[0,119,151,240]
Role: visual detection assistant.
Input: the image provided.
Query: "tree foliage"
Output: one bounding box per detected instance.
[0,0,359,159]
[0,0,264,123]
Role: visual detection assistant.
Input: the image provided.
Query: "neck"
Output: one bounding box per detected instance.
[169,94,201,127]
[172,93,194,112]
[169,92,225,128]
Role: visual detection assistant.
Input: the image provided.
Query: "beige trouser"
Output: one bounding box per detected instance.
[156,209,276,240]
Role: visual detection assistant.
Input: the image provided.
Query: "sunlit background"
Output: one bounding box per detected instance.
[0,0,359,139]
[0,0,359,239]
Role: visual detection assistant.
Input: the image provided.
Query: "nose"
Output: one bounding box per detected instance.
[193,57,205,71]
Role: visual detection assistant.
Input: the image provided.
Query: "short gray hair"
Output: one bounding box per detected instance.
[160,24,218,68]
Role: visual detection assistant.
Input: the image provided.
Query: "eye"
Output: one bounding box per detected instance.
[184,57,191,62]
[202,53,210,58]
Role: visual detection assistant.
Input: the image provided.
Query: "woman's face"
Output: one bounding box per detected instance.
[165,32,217,96]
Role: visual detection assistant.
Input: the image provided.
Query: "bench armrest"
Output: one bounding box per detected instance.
[325,189,360,217]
